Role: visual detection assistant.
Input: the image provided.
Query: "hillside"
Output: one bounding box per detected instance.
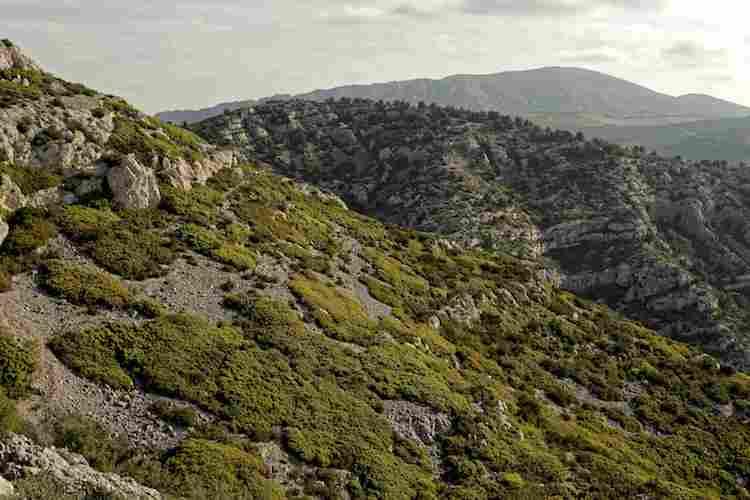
[194,99,750,373]
[4,40,750,500]
[157,67,750,130]
[582,115,750,162]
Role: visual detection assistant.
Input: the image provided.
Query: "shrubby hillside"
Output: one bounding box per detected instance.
[1,40,750,500]
[195,98,750,372]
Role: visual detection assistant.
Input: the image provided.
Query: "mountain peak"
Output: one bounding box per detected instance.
[0,39,41,72]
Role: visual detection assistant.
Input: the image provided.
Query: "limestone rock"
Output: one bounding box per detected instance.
[0,433,160,499]
[0,42,40,72]
[107,155,161,209]
[0,221,8,247]
[0,476,12,497]
[0,175,25,213]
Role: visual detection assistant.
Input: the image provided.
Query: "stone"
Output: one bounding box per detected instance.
[107,154,161,210]
[0,175,26,213]
[0,221,8,247]
[0,433,160,498]
[0,43,40,72]
[0,476,12,496]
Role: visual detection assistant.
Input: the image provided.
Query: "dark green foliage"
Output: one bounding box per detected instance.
[1,207,56,256]
[56,205,176,280]
[53,416,128,473]
[40,259,133,309]
[149,400,197,428]
[108,116,204,164]
[159,439,284,499]
[0,388,22,435]
[0,330,37,399]
[0,162,62,195]
[178,224,257,271]
[160,185,222,225]
[39,259,164,317]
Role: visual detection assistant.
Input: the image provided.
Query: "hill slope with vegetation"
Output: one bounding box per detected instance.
[194,98,750,374]
[2,40,750,500]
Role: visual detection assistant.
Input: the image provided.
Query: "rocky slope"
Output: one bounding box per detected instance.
[3,40,750,500]
[193,99,750,371]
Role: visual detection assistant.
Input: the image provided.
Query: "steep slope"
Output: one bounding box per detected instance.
[194,99,750,372]
[158,66,750,127]
[3,41,750,500]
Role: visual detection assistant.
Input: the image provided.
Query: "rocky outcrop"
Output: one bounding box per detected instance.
[0,41,40,71]
[107,154,161,209]
[160,149,238,191]
[0,433,160,499]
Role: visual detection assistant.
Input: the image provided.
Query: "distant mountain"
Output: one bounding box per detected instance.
[157,67,750,127]
[583,115,750,162]
[156,99,257,124]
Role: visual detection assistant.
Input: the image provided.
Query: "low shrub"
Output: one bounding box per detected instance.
[0,327,37,399]
[40,260,133,309]
[149,400,198,428]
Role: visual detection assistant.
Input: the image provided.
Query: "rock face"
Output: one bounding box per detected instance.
[194,99,750,369]
[0,433,160,499]
[0,42,235,215]
[107,154,161,209]
[0,41,40,71]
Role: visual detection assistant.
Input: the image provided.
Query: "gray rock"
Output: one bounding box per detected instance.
[0,475,12,496]
[0,175,26,214]
[107,155,161,210]
[0,221,8,247]
[0,433,160,499]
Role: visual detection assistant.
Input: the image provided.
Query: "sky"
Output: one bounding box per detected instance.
[2,0,748,113]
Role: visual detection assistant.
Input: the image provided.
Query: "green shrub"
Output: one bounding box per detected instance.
[160,185,222,225]
[1,207,57,256]
[178,224,257,271]
[108,116,203,164]
[56,205,175,280]
[0,162,62,195]
[0,328,37,399]
[0,388,22,434]
[52,416,128,473]
[290,275,377,345]
[40,260,133,309]
[161,439,284,499]
[90,221,175,280]
[150,400,198,428]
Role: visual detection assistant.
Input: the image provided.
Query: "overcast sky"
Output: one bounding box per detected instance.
[2,0,748,113]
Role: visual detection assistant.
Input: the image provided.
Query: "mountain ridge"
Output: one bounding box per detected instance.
[157,66,750,128]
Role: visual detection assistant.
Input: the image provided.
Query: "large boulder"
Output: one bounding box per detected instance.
[107,155,161,210]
